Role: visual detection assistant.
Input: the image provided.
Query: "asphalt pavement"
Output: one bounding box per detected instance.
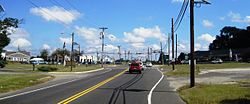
[0,66,184,104]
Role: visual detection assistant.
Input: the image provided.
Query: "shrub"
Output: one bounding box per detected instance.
[37,66,58,72]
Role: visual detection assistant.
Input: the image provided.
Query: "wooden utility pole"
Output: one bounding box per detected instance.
[190,0,211,88]
[176,34,178,60]
[171,18,175,70]
[70,32,74,71]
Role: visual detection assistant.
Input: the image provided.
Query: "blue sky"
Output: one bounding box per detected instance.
[1,0,250,59]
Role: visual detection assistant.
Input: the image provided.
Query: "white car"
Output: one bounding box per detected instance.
[211,59,223,64]
[146,62,153,67]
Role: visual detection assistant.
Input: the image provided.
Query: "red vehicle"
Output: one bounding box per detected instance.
[129,61,142,74]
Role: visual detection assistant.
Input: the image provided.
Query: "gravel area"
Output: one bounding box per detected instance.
[163,68,250,91]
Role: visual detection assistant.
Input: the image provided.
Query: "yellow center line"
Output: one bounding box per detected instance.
[57,69,127,104]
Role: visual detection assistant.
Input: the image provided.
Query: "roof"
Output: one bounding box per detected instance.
[30,58,44,61]
[6,51,30,56]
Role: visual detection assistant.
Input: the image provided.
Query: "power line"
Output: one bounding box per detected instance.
[174,0,189,32]
[173,0,189,32]
[26,0,70,26]
[63,0,99,27]
[174,0,187,26]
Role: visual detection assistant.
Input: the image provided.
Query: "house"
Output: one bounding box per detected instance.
[3,51,31,62]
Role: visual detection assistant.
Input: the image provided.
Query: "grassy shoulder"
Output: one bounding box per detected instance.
[4,63,102,72]
[179,82,250,104]
[161,62,250,77]
[0,74,54,93]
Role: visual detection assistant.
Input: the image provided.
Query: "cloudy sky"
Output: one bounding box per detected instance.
[1,0,250,59]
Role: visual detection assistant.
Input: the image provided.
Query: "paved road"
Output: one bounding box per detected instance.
[0,66,184,104]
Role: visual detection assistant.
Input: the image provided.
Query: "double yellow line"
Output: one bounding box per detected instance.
[58,69,127,104]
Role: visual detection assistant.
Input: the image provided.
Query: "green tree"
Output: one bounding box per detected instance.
[40,49,49,61]
[51,48,70,58]
[178,52,186,61]
[0,18,20,57]
[209,26,250,50]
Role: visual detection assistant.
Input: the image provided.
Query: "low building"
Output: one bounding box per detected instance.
[4,51,31,62]
[79,55,98,64]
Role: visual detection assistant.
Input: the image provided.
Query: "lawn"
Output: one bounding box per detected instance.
[4,62,102,72]
[161,62,250,77]
[0,74,54,93]
[179,82,250,104]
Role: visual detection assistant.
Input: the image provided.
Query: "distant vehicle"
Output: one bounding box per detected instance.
[115,60,122,64]
[30,58,45,64]
[146,62,153,67]
[211,58,223,64]
[181,60,189,64]
[129,61,142,74]
[139,62,145,70]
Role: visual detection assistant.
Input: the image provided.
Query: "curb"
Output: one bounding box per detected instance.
[48,68,105,74]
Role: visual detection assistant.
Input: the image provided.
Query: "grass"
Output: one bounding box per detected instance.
[161,62,250,77]
[4,63,102,72]
[0,74,54,93]
[179,82,250,104]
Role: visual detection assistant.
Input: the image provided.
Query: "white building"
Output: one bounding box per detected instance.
[79,55,98,64]
[2,51,31,62]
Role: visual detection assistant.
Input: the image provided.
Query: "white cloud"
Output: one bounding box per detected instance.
[107,34,118,42]
[195,43,201,51]
[75,26,101,47]
[30,6,81,24]
[198,33,215,43]
[202,20,214,28]
[6,28,32,49]
[151,44,161,50]
[123,26,166,49]
[104,44,119,52]
[59,37,71,44]
[42,44,51,49]
[245,16,250,23]
[228,11,242,22]
[12,38,31,48]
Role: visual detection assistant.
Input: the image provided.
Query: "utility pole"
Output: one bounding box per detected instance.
[190,0,211,87]
[160,42,163,65]
[125,50,127,61]
[70,32,74,71]
[168,33,170,66]
[171,18,175,70]
[78,44,80,63]
[147,47,150,61]
[176,34,178,60]
[99,27,108,68]
[118,45,121,60]
[150,48,153,61]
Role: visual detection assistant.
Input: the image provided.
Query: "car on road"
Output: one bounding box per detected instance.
[129,61,142,74]
[146,62,153,67]
[211,58,223,64]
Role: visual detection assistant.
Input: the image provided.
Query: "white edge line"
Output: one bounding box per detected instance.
[147,68,164,104]
[0,68,112,101]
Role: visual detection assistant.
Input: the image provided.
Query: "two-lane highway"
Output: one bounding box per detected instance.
[0,66,184,104]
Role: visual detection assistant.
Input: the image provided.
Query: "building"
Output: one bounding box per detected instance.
[79,55,98,64]
[3,51,31,62]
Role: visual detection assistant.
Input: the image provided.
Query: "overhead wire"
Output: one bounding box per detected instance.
[26,0,70,27]
[63,0,99,27]
[174,0,189,32]
[174,0,186,26]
